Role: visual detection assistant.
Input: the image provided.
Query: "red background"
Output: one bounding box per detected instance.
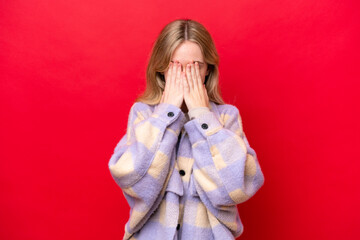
[1,0,359,239]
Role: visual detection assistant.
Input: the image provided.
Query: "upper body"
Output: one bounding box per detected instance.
[108,100,265,240]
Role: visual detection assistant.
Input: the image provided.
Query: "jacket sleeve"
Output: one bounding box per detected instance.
[108,102,186,234]
[184,104,265,210]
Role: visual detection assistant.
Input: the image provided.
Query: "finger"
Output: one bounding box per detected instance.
[167,61,172,83]
[180,72,185,95]
[165,62,172,94]
[171,61,178,83]
[186,63,193,90]
[173,62,181,90]
[196,62,205,97]
[170,62,179,90]
[195,62,202,87]
[176,62,182,85]
[182,72,189,95]
[190,62,198,91]
[167,62,173,82]
[203,84,208,101]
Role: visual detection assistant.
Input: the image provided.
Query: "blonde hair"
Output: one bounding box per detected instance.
[135,18,225,106]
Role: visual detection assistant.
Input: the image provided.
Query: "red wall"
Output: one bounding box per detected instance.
[1,1,359,239]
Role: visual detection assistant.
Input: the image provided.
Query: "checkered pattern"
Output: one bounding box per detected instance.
[108,101,265,240]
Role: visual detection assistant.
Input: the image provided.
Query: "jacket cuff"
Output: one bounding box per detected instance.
[153,103,186,131]
[188,107,211,120]
[184,110,224,142]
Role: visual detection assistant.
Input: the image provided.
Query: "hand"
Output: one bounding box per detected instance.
[183,61,209,111]
[160,61,184,108]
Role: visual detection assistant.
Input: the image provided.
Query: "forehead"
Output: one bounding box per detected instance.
[172,41,204,62]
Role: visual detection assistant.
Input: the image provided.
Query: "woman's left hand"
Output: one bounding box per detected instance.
[183,61,209,111]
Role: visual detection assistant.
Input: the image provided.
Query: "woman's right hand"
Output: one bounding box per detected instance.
[160,61,185,108]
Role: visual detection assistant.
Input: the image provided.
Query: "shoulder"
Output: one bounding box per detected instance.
[129,101,154,118]
[130,101,150,111]
[213,102,244,136]
[213,102,241,117]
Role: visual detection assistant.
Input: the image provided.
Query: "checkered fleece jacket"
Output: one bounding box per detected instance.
[108,101,265,240]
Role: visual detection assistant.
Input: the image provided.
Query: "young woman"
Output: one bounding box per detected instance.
[108,19,265,240]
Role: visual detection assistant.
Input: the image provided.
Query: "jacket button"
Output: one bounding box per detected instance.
[176,223,180,230]
[201,123,208,129]
[168,112,174,117]
[179,170,185,176]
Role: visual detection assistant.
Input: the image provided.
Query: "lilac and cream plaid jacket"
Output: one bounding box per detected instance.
[108,100,265,240]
